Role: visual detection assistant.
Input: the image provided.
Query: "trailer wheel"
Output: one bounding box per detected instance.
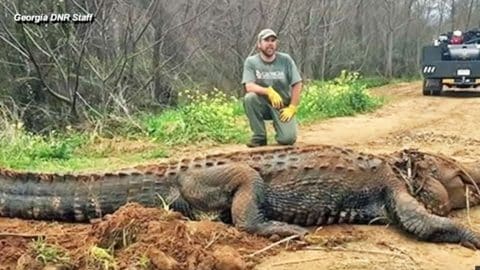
[423,79,442,96]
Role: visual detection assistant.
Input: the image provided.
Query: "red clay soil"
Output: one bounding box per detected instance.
[0,203,304,270]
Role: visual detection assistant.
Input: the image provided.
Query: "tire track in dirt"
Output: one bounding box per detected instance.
[299,82,472,151]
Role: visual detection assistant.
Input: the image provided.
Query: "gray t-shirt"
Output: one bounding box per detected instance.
[242,52,302,104]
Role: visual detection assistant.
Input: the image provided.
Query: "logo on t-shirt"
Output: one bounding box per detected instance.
[255,70,285,80]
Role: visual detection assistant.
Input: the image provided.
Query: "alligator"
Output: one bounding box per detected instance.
[0,145,479,249]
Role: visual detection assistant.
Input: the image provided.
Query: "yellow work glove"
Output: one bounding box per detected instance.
[266,86,284,109]
[280,105,297,122]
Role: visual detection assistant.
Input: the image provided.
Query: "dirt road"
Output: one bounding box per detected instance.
[1,81,479,269]
[258,82,480,270]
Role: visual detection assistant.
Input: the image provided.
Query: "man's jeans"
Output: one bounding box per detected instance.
[243,92,297,145]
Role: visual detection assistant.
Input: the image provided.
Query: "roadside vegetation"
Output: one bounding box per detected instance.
[30,237,72,267]
[0,72,387,172]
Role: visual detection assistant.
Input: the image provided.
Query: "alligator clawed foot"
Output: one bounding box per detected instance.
[460,241,477,250]
[459,231,480,250]
[460,237,480,250]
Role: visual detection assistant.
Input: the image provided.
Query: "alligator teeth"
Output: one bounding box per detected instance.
[305,212,317,226]
[338,211,348,223]
[348,211,357,223]
[327,216,335,225]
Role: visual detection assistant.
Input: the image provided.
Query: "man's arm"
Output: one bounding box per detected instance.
[245,82,269,95]
[288,54,302,106]
[289,81,303,106]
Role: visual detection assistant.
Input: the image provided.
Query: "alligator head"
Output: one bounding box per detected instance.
[388,149,480,216]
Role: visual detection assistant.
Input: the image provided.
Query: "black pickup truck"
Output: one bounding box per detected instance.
[421,29,480,95]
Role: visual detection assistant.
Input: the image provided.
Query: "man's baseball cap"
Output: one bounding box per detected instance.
[258,28,277,42]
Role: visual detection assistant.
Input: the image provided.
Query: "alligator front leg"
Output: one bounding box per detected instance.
[177,164,308,237]
[229,175,308,237]
[387,186,480,249]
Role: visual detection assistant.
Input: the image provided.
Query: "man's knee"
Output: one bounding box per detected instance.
[244,92,261,106]
[276,134,297,145]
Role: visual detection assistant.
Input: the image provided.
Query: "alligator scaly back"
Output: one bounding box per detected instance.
[0,167,178,221]
[135,145,359,181]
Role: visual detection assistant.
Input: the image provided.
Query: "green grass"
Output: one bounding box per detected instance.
[0,126,167,172]
[31,237,71,266]
[0,127,87,170]
[87,246,117,270]
[0,73,388,172]
[143,88,249,145]
[136,254,151,269]
[297,80,384,123]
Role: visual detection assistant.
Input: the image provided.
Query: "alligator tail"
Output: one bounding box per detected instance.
[0,168,179,221]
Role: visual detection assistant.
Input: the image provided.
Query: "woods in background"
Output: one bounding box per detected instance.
[0,0,479,132]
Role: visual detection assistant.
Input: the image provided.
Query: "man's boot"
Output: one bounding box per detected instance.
[246,138,267,148]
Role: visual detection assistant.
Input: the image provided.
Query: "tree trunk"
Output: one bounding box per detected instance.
[151,2,176,107]
[385,31,394,78]
[451,0,456,31]
[465,0,476,29]
[300,5,312,76]
[355,0,364,47]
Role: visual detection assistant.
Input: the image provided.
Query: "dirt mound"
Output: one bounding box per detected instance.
[0,203,299,270]
[0,236,31,267]
[92,203,290,269]
[0,218,90,270]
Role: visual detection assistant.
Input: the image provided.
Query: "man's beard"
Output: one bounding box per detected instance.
[260,47,276,57]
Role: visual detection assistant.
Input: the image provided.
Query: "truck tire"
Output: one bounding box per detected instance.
[423,79,442,96]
